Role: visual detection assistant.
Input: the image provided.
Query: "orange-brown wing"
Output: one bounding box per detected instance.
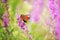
[20,15,30,22]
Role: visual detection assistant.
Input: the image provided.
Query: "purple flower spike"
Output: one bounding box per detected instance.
[2,0,7,3]
[48,0,60,40]
[16,13,28,32]
[30,0,44,23]
[20,22,25,28]
[2,12,9,28]
[3,18,9,27]
[18,18,26,29]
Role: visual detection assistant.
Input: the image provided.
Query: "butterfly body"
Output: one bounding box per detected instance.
[20,15,30,23]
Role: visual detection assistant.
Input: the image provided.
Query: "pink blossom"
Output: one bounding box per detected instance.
[2,12,9,28]
[30,0,44,23]
[48,0,60,40]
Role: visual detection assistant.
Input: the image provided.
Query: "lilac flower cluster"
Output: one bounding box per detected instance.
[48,0,60,40]
[48,0,57,19]
[15,13,28,32]
[2,12,9,28]
[2,0,7,3]
[30,0,44,23]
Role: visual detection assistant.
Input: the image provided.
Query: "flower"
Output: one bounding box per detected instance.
[48,0,60,40]
[2,0,7,3]
[30,0,44,23]
[16,13,28,30]
[2,12,9,28]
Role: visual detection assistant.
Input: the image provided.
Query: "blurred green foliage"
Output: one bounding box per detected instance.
[0,0,49,40]
[0,0,5,19]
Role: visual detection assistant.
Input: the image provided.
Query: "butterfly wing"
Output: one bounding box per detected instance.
[20,15,30,22]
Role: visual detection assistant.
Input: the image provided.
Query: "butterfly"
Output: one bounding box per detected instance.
[20,15,30,23]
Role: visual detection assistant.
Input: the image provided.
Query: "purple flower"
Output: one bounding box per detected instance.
[48,0,60,40]
[2,13,9,27]
[2,0,7,3]
[16,13,29,34]
[30,0,44,23]
[18,20,25,28]
[16,13,28,30]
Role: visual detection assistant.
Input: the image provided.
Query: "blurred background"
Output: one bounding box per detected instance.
[0,0,59,40]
